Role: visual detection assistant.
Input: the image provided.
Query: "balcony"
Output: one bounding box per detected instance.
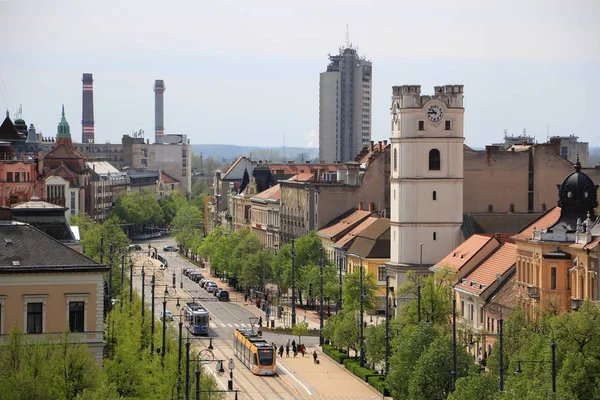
[527,286,540,299]
[571,298,583,311]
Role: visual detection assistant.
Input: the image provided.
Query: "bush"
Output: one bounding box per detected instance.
[370,377,390,396]
[262,326,320,336]
[343,358,359,370]
[322,344,351,364]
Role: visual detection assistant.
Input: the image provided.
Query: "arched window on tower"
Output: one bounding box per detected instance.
[393,148,398,171]
[429,149,441,171]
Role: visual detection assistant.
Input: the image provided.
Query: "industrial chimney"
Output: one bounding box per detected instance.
[154,79,165,143]
[81,73,95,144]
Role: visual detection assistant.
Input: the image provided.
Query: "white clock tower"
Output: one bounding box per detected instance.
[387,84,465,287]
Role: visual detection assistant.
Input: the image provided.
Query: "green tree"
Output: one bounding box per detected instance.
[387,323,439,399]
[159,191,188,226]
[364,323,385,367]
[0,327,101,400]
[292,322,310,345]
[112,190,164,227]
[407,334,473,400]
[342,269,377,312]
[449,373,499,400]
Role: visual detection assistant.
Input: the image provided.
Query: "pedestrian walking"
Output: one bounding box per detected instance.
[278,345,284,358]
[300,344,306,357]
[286,339,290,347]
[292,339,296,348]
[292,343,297,357]
[285,344,290,357]
[313,350,319,364]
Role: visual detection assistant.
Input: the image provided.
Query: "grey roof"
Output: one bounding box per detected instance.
[462,213,543,239]
[129,169,159,178]
[11,197,66,210]
[0,221,107,273]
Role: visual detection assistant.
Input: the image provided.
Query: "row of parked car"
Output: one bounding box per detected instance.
[182,268,229,301]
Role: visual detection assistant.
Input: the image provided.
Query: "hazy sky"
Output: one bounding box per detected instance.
[1,0,599,149]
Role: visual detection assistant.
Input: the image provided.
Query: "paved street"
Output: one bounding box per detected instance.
[129,236,385,400]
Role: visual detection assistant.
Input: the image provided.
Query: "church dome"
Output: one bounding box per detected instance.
[558,160,598,212]
[14,118,27,134]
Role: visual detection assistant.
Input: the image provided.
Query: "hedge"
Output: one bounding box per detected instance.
[322,345,389,395]
[369,376,390,396]
[322,345,351,364]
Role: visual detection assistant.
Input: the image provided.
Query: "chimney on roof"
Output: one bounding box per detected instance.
[383,140,388,146]
[370,140,374,150]
[368,202,375,212]
[305,161,311,164]
[358,201,363,211]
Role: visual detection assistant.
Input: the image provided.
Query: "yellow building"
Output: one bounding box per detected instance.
[512,161,599,318]
[346,218,391,312]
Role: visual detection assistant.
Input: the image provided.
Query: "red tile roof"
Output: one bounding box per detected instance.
[334,216,380,248]
[318,210,372,239]
[252,184,280,200]
[285,173,314,182]
[436,234,496,273]
[161,171,179,183]
[456,242,516,295]
[512,207,561,240]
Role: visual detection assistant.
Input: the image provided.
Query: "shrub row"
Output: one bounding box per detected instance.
[322,344,352,364]
[323,345,389,396]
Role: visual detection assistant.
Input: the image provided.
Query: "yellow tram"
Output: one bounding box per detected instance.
[233,328,276,375]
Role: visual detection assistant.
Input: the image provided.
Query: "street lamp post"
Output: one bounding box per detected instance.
[162,286,168,363]
[486,303,504,392]
[514,341,557,394]
[338,253,343,313]
[141,266,146,318]
[185,339,191,400]
[359,256,365,368]
[291,239,296,327]
[150,273,156,356]
[120,254,125,309]
[384,272,390,376]
[319,247,324,346]
[108,243,114,306]
[129,258,134,303]
[228,358,235,391]
[418,243,423,323]
[441,286,457,392]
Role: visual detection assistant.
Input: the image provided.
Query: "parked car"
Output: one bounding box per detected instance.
[206,283,218,293]
[128,244,142,251]
[163,245,178,252]
[213,287,222,296]
[217,290,229,301]
[199,278,209,286]
[201,280,214,289]
[160,310,174,321]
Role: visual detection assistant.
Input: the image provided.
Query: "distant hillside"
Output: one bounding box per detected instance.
[191,144,318,163]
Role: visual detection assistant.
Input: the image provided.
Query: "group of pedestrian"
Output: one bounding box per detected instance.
[275,339,317,363]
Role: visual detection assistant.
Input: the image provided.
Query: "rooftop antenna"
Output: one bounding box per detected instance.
[345,24,350,48]
[15,104,22,119]
[283,132,286,164]
[546,125,550,141]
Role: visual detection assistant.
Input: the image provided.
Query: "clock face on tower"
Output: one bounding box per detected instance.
[426,104,444,123]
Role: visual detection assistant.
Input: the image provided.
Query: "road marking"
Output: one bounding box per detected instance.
[277,363,312,396]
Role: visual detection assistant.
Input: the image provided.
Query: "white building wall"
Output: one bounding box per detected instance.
[319,71,340,163]
[389,85,465,267]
